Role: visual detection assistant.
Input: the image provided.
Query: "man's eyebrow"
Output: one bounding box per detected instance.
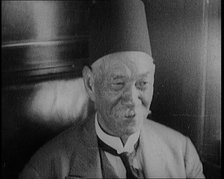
[138,71,153,77]
[110,74,127,80]
[110,71,153,80]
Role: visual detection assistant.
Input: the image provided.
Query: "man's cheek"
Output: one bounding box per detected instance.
[98,96,119,117]
[136,105,149,116]
[105,92,122,106]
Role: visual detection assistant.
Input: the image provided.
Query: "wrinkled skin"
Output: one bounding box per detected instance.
[83,51,155,144]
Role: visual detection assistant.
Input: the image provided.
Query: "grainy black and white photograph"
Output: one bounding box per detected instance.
[2,0,221,178]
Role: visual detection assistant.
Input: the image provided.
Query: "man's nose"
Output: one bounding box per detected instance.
[121,84,139,107]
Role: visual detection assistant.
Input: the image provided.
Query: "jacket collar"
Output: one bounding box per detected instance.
[67,115,166,178]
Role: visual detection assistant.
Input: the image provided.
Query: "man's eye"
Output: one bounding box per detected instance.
[140,81,148,86]
[139,81,148,86]
[111,82,124,90]
[136,81,148,90]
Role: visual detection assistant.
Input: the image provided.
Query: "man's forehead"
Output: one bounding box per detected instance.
[91,52,155,81]
[110,71,153,80]
[92,51,154,70]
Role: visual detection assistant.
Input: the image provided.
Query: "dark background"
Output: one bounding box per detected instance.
[2,0,221,178]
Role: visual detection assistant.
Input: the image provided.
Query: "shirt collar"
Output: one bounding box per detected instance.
[95,113,140,154]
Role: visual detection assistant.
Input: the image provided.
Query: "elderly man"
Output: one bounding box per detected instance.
[19,0,205,178]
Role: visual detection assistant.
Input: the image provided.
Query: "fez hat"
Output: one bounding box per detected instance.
[88,0,152,65]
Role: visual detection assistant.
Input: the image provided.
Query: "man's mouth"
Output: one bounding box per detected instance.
[124,110,136,118]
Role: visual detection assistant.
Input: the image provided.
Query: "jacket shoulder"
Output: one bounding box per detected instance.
[143,119,187,147]
[142,119,204,178]
[21,119,88,178]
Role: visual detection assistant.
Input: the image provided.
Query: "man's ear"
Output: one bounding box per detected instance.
[82,66,96,102]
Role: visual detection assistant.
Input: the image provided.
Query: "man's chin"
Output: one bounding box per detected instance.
[123,125,140,135]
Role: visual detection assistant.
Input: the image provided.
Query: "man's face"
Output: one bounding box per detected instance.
[92,51,155,137]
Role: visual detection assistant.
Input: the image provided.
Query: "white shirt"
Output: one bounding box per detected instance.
[95,113,143,178]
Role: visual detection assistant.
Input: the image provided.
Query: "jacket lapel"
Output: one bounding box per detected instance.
[99,148,120,178]
[68,116,102,178]
[140,120,168,178]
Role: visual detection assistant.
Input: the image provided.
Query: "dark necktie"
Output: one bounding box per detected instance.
[97,137,144,179]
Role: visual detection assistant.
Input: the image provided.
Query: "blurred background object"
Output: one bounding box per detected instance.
[2,1,93,178]
[1,0,220,178]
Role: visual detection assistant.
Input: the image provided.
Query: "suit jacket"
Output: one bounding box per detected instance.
[19,115,205,179]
